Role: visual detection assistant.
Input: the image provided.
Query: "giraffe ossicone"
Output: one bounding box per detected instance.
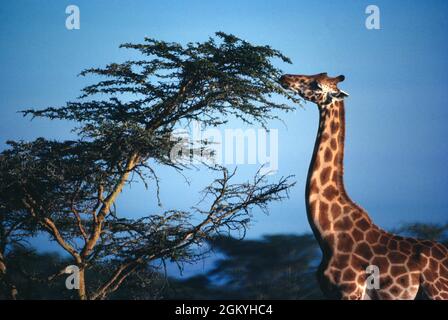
[280,72,448,300]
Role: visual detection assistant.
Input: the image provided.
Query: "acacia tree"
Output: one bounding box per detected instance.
[0,32,298,300]
[0,208,32,300]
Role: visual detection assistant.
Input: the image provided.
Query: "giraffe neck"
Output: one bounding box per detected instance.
[305,99,371,249]
[307,99,348,201]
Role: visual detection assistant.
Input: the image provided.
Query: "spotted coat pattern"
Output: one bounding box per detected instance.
[280,73,448,300]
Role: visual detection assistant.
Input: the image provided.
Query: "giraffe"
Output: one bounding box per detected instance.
[279,72,448,300]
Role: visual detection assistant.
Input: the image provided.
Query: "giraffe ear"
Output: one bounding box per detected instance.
[335,75,345,83]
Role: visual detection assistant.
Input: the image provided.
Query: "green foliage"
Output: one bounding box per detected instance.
[395,222,448,245]
[205,234,323,299]
[23,32,298,134]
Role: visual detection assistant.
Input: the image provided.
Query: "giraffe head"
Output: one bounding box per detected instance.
[280,73,349,106]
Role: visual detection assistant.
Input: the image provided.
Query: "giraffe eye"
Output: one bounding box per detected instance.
[309,80,321,91]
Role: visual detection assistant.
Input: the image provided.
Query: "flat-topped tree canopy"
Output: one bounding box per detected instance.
[1,32,297,300]
[23,32,300,133]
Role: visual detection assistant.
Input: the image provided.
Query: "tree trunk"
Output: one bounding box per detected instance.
[0,252,6,274]
[0,252,18,300]
[77,267,87,300]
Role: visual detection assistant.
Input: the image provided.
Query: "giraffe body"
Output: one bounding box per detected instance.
[280,73,448,300]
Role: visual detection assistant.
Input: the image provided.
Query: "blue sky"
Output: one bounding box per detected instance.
[1,1,448,266]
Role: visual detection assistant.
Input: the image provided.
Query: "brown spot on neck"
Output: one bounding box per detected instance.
[307,100,349,202]
[306,99,373,253]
